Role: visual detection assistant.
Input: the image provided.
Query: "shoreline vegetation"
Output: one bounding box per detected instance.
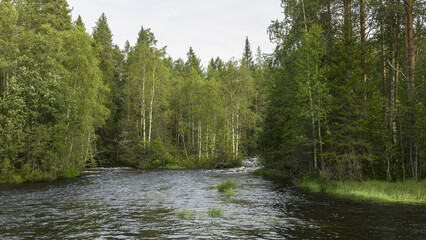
[0,0,424,204]
[252,168,426,205]
[299,179,426,205]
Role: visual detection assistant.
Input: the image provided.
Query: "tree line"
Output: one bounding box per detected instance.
[0,0,424,183]
[0,0,264,183]
[262,0,425,181]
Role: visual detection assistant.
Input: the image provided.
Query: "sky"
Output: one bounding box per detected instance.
[67,0,284,67]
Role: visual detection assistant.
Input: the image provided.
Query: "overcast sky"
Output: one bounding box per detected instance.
[67,0,283,66]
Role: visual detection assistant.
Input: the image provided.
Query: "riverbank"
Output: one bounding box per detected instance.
[251,168,290,180]
[299,179,426,205]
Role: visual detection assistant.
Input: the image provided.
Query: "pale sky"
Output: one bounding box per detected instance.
[67,0,283,67]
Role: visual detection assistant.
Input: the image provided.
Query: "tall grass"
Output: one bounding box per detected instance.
[216,180,236,196]
[300,179,426,204]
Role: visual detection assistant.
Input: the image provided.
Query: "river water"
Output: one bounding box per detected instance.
[0,165,425,239]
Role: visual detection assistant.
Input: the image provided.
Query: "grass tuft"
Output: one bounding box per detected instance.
[216,180,236,196]
[300,179,426,204]
[176,209,196,220]
[208,207,224,217]
[224,187,235,197]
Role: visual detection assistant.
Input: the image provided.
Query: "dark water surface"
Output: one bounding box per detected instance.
[0,168,425,239]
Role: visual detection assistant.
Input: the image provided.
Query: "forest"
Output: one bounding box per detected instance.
[0,0,425,184]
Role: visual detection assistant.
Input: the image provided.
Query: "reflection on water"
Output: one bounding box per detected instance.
[0,168,425,239]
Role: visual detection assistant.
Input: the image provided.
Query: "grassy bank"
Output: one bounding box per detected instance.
[300,179,426,204]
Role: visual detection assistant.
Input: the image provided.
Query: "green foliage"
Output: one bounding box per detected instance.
[134,139,170,168]
[300,179,426,204]
[223,188,236,197]
[92,13,123,165]
[176,209,196,220]
[58,165,80,179]
[2,0,421,187]
[261,0,425,181]
[216,180,236,196]
[0,3,108,183]
[208,207,224,218]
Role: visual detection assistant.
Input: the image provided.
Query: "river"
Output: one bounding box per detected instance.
[0,164,425,239]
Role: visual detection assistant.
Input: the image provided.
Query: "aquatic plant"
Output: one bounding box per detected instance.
[176,209,196,220]
[208,207,224,217]
[224,187,235,197]
[216,180,236,196]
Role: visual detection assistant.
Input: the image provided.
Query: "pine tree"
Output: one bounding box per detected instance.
[242,36,254,70]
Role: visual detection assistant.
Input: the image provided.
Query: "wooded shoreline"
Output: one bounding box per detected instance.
[1,1,425,185]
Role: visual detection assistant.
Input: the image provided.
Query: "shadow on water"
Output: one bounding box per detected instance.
[0,167,425,239]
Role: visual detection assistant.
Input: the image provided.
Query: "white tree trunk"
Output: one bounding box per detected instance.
[236,110,239,159]
[85,132,91,162]
[198,120,202,159]
[308,85,318,170]
[142,65,146,142]
[232,110,235,157]
[180,112,189,159]
[148,66,156,144]
[205,127,209,158]
[212,118,216,157]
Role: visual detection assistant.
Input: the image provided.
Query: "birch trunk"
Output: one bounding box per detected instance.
[180,112,189,159]
[318,118,324,171]
[231,110,235,157]
[198,120,202,160]
[308,85,318,170]
[141,65,146,142]
[205,127,209,158]
[301,0,308,32]
[148,66,156,144]
[85,132,91,163]
[191,104,194,150]
[212,117,216,157]
[236,108,239,159]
